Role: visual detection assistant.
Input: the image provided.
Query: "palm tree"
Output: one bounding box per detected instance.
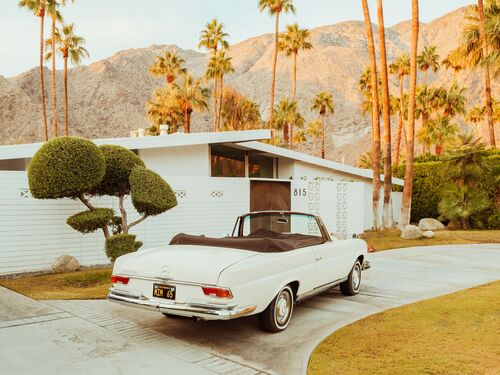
[172,72,209,133]
[311,92,334,159]
[46,0,64,137]
[437,82,467,119]
[306,119,322,156]
[149,49,187,85]
[452,1,498,147]
[467,106,486,138]
[417,45,440,84]
[361,0,382,229]
[274,99,303,148]
[214,50,235,131]
[427,115,458,156]
[45,23,88,136]
[442,50,464,78]
[401,0,420,227]
[293,129,306,152]
[376,0,393,228]
[389,54,410,165]
[416,85,441,153]
[278,23,313,100]
[258,0,296,129]
[145,87,183,133]
[198,19,230,132]
[18,0,49,141]
[221,87,262,131]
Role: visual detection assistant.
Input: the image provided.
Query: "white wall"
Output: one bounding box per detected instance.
[140,145,210,176]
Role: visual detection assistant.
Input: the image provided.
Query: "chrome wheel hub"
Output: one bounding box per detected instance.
[275,291,291,326]
[352,264,361,291]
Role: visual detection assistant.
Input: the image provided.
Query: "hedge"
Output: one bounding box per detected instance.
[130,166,177,216]
[67,208,114,233]
[28,137,105,199]
[105,234,139,262]
[93,145,145,196]
[394,153,499,227]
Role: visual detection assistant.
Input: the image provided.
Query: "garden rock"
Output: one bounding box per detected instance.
[419,218,446,231]
[52,255,80,273]
[422,230,434,238]
[401,225,423,240]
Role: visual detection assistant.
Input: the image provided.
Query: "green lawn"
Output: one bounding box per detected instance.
[0,268,112,300]
[360,228,500,251]
[308,281,500,375]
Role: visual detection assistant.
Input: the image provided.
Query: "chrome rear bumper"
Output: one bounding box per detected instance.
[108,288,256,320]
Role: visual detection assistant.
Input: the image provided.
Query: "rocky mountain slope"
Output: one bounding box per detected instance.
[0,7,494,163]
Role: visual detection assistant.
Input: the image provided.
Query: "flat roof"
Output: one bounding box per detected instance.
[0,130,272,160]
[237,141,404,186]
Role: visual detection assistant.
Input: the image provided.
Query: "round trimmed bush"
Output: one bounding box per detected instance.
[28,137,105,199]
[93,145,145,196]
[105,234,138,262]
[67,208,114,234]
[130,166,177,216]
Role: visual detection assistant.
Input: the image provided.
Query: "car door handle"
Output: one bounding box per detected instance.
[315,256,322,261]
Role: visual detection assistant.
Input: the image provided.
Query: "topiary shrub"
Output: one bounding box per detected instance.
[28,137,105,199]
[93,145,145,196]
[105,234,138,262]
[67,208,114,234]
[130,166,177,216]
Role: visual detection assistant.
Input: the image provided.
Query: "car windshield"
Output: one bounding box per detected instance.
[240,212,323,238]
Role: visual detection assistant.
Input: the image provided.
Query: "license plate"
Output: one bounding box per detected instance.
[152,284,176,300]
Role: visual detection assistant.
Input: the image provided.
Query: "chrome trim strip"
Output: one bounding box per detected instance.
[119,274,217,287]
[296,277,348,302]
[107,288,255,320]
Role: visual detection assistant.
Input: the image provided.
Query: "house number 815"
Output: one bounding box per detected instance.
[293,188,307,197]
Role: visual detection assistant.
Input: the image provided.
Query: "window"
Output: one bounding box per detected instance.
[249,153,273,178]
[210,145,245,177]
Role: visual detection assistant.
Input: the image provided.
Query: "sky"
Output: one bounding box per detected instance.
[0,0,473,77]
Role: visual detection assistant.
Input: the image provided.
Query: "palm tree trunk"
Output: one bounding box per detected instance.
[183,108,190,134]
[298,142,302,152]
[212,74,218,132]
[218,74,224,131]
[321,113,325,159]
[292,52,297,101]
[477,0,495,148]
[51,16,58,137]
[377,0,393,228]
[362,0,382,230]
[283,122,289,144]
[394,75,404,165]
[63,56,68,136]
[38,12,48,141]
[290,124,294,149]
[401,0,420,226]
[269,11,280,130]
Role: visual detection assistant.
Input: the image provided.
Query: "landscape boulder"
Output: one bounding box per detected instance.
[419,218,446,231]
[401,225,423,240]
[52,255,80,273]
[422,230,434,238]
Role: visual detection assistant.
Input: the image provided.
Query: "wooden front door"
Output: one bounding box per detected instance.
[250,181,291,212]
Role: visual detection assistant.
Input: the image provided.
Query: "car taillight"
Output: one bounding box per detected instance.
[202,287,233,299]
[111,275,129,285]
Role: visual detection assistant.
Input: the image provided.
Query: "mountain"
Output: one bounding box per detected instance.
[0,7,496,164]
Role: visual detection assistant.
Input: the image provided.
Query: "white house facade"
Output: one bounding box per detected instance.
[0,130,403,275]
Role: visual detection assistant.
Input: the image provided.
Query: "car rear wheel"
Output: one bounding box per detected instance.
[340,260,362,296]
[259,285,294,333]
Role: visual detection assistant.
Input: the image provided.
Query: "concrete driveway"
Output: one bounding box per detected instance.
[1,244,499,375]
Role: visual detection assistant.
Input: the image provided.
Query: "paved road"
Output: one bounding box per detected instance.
[1,244,499,374]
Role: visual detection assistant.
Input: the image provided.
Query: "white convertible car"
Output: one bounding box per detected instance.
[108,211,370,333]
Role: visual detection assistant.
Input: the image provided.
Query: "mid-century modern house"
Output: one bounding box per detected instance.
[0,130,403,274]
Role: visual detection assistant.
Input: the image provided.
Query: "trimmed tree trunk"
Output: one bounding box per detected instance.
[477,0,496,148]
[212,74,218,132]
[292,52,297,101]
[38,11,48,141]
[377,0,393,228]
[218,74,224,131]
[269,11,280,130]
[394,75,404,165]
[401,0,420,226]
[320,113,325,159]
[51,16,58,137]
[362,0,382,230]
[63,55,69,136]
[283,122,289,144]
